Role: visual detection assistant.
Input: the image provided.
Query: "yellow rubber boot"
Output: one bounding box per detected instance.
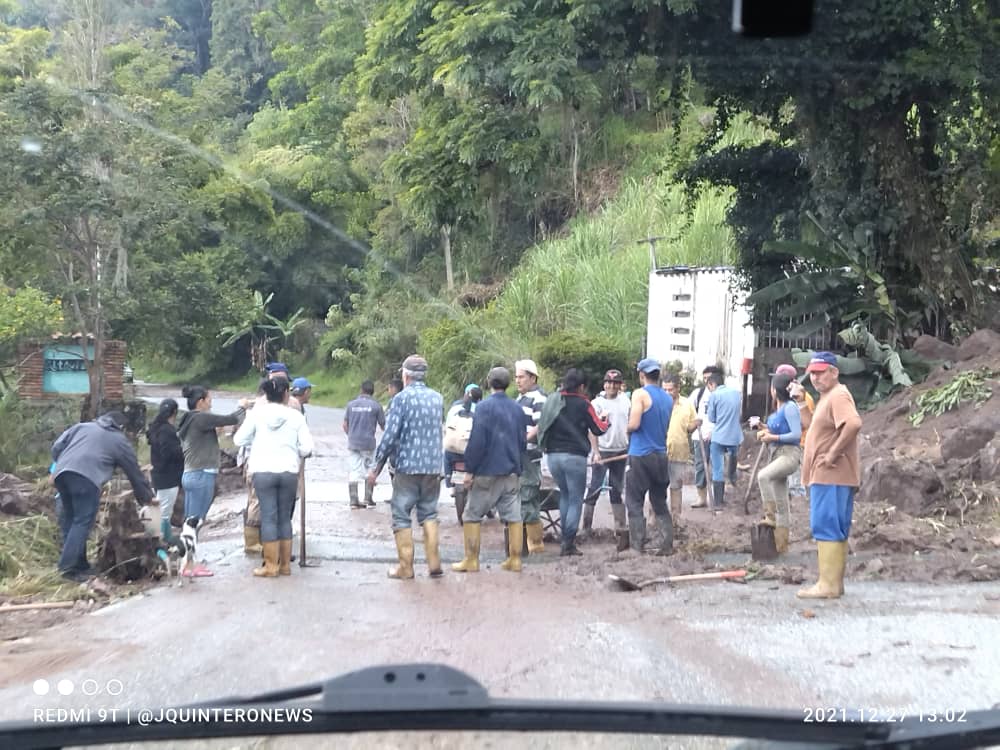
[525,521,545,554]
[244,525,263,555]
[761,500,777,527]
[774,527,790,554]
[692,485,708,508]
[501,522,523,572]
[422,520,443,577]
[278,539,293,575]
[388,529,415,579]
[797,541,845,599]
[451,522,481,572]
[253,542,279,577]
[669,489,682,526]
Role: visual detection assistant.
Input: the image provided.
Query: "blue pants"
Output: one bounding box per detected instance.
[809,484,855,541]
[254,472,297,542]
[710,442,739,483]
[182,470,217,521]
[692,438,710,489]
[547,452,588,548]
[390,473,440,530]
[53,471,101,575]
[443,450,464,488]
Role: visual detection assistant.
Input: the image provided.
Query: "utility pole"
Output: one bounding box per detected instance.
[638,236,667,271]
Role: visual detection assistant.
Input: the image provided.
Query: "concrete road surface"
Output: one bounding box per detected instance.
[2,385,999,748]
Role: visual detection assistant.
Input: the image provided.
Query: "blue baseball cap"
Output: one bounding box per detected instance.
[292,377,313,390]
[636,357,661,374]
[806,351,838,372]
[265,362,289,374]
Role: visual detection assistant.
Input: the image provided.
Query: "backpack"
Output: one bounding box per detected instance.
[443,410,474,454]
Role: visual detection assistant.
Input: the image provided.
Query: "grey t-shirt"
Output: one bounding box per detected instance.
[344,394,385,452]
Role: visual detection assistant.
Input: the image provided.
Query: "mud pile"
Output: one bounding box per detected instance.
[562,331,1000,586]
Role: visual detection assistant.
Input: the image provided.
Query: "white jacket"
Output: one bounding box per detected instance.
[233,402,314,475]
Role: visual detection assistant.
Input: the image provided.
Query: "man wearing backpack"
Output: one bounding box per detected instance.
[343,380,386,509]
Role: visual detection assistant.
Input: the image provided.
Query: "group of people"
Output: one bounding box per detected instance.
[48,347,861,600]
[354,350,861,600]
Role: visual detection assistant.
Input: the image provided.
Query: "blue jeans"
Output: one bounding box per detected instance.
[53,471,101,575]
[182,470,216,521]
[710,442,739,484]
[254,472,297,542]
[546,452,587,548]
[390,474,441,530]
[692,437,710,489]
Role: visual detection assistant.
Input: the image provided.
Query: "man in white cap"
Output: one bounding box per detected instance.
[514,358,547,553]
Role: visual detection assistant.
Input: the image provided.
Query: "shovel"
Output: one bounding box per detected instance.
[298,459,321,568]
[608,569,747,592]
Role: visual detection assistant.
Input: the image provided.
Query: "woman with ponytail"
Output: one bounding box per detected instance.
[146,399,182,543]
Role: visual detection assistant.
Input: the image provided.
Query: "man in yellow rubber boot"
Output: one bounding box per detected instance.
[369,355,445,580]
[798,352,862,599]
[515,359,547,555]
[452,367,527,573]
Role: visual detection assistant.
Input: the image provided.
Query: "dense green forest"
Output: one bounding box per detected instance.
[1,0,997,403]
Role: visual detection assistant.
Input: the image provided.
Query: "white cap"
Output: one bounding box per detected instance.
[514,359,538,377]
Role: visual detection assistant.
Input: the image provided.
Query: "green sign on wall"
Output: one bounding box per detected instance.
[42,345,92,394]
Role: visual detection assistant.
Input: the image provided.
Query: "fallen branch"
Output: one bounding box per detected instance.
[0,600,76,612]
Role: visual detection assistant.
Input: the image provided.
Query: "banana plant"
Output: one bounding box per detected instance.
[219,291,280,373]
[746,212,903,342]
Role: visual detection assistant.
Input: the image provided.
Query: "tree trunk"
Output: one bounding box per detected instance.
[571,113,580,210]
[441,223,454,291]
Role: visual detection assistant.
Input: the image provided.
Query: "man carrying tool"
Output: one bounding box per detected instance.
[344,380,386,509]
[368,355,445,580]
[515,358,547,554]
[662,373,699,537]
[705,371,743,511]
[581,369,630,544]
[798,352,862,599]
[689,365,722,508]
[624,359,674,555]
[452,367,527,573]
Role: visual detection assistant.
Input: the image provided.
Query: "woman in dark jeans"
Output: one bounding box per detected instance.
[539,369,608,556]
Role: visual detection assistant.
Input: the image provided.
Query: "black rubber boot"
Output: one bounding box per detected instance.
[349,483,362,509]
[628,513,645,553]
[712,481,726,510]
[654,513,674,555]
[454,488,467,525]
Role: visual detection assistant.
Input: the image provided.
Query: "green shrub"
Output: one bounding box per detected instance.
[535,333,634,397]
[419,315,512,399]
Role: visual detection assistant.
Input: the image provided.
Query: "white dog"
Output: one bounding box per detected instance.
[165,516,201,587]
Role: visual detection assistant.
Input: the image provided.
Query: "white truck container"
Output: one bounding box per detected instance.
[645,265,755,390]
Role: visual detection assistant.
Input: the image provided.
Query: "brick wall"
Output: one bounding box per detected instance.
[16,339,127,401]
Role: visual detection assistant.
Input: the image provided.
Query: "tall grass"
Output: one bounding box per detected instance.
[495,175,735,353]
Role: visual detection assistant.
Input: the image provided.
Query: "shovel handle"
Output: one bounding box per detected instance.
[666,569,747,583]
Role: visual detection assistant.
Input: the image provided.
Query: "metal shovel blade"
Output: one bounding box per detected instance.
[750,523,778,561]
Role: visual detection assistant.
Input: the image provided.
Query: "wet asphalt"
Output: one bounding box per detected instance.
[1,386,999,748]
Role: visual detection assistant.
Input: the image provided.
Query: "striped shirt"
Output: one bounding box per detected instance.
[517,387,547,451]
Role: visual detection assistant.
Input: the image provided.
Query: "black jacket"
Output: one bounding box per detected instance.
[541,392,608,457]
[147,421,184,490]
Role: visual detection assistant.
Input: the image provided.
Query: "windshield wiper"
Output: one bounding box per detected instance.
[1,664,997,750]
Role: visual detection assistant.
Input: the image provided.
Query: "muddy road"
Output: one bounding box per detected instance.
[1,385,999,747]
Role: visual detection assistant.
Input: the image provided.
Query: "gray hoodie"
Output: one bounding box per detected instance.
[176,407,245,472]
[51,415,155,503]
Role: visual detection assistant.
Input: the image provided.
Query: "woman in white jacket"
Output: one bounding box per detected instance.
[234,378,314,577]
